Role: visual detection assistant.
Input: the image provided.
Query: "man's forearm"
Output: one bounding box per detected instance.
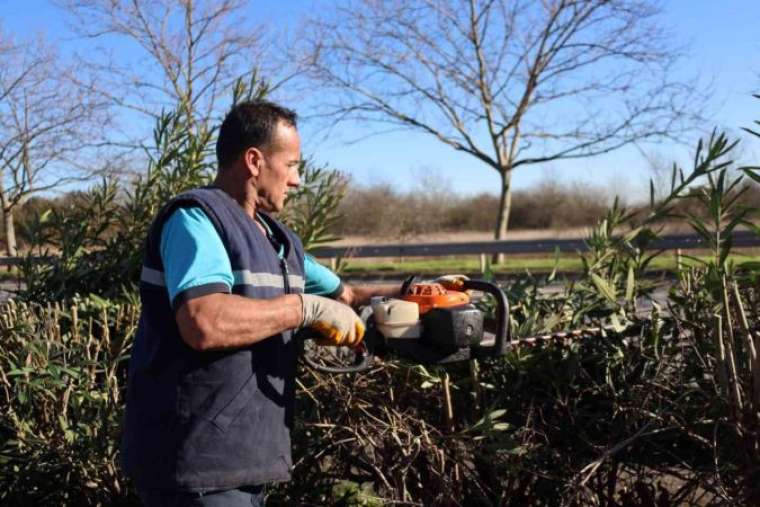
[338,283,402,307]
[176,292,303,351]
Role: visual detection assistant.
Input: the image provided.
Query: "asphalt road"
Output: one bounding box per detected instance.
[0,281,20,302]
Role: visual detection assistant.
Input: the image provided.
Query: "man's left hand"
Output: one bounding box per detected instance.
[433,274,469,292]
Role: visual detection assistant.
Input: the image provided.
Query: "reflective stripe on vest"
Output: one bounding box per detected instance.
[140,266,306,292]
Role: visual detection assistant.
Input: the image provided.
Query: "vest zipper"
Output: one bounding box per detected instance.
[281,258,291,294]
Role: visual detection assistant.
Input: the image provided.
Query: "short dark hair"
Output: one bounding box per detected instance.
[215,100,298,168]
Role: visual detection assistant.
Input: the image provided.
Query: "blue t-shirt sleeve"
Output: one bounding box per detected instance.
[160,206,234,306]
[304,253,343,297]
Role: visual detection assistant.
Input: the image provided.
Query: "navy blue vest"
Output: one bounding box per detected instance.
[121,187,305,492]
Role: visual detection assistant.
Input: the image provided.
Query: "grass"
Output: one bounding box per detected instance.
[330,251,760,275]
[0,266,19,282]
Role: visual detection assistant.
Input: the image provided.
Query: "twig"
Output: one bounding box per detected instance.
[732,281,760,416]
[442,372,454,432]
[713,315,730,400]
[712,420,732,501]
[575,421,657,487]
[721,281,744,416]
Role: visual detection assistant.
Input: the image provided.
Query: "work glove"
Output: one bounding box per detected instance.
[433,274,470,292]
[299,294,365,347]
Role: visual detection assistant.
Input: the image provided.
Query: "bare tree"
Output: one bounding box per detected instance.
[303,0,703,259]
[62,0,283,141]
[0,31,110,256]
[642,150,674,202]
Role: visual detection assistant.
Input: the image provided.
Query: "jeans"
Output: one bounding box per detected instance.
[137,485,265,506]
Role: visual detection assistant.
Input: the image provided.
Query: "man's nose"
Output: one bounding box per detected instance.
[289,167,301,187]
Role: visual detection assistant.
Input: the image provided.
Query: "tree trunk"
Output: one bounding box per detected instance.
[4,207,17,257]
[492,170,512,265]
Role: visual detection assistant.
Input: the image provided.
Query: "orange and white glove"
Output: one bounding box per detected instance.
[299,294,365,347]
[433,274,470,292]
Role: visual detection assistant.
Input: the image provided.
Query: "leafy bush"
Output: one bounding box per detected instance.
[268,129,760,505]
[281,160,349,250]
[0,296,139,505]
[17,108,215,302]
[17,90,347,302]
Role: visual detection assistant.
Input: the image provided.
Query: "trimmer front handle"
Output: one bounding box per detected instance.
[462,279,510,358]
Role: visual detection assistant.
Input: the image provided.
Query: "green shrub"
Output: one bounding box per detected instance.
[0,297,138,505]
[281,160,349,251]
[18,107,215,303]
[17,91,347,303]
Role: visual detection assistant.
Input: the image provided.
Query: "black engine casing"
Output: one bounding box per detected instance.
[421,304,484,350]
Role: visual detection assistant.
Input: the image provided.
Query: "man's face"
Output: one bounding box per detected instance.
[255,121,301,213]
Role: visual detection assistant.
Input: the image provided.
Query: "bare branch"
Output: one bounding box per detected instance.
[59,0,274,138]
[301,0,704,242]
[0,30,111,254]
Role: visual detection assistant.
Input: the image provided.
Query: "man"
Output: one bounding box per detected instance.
[121,100,401,506]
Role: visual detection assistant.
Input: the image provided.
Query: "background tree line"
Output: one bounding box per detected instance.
[6,175,759,248]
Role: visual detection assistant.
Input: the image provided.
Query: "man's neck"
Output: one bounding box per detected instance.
[213,173,257,219]
[213,173,269,236]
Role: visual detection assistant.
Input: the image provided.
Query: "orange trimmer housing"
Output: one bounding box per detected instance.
[400,283,470,314]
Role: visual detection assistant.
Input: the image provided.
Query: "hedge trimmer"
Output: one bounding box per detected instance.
[301,278,617,374]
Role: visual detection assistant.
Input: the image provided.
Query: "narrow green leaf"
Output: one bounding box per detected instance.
[625,266,635,303]
[610,313,626,333]
[590,273,617,304]
[548,246,560,282]
[742,167,760,184]
[487,409,507,420]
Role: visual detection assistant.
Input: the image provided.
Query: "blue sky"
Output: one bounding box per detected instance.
[3,1,759,200]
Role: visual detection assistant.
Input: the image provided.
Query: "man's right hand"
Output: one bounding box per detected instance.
[299,294,365,347]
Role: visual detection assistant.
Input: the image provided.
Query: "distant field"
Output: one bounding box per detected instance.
[0,267,18,281]
[322,227,760,275]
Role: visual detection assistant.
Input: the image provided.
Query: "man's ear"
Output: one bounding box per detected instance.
[243,147,264,177]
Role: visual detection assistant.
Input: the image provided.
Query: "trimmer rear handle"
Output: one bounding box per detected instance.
[297,328,375,374]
